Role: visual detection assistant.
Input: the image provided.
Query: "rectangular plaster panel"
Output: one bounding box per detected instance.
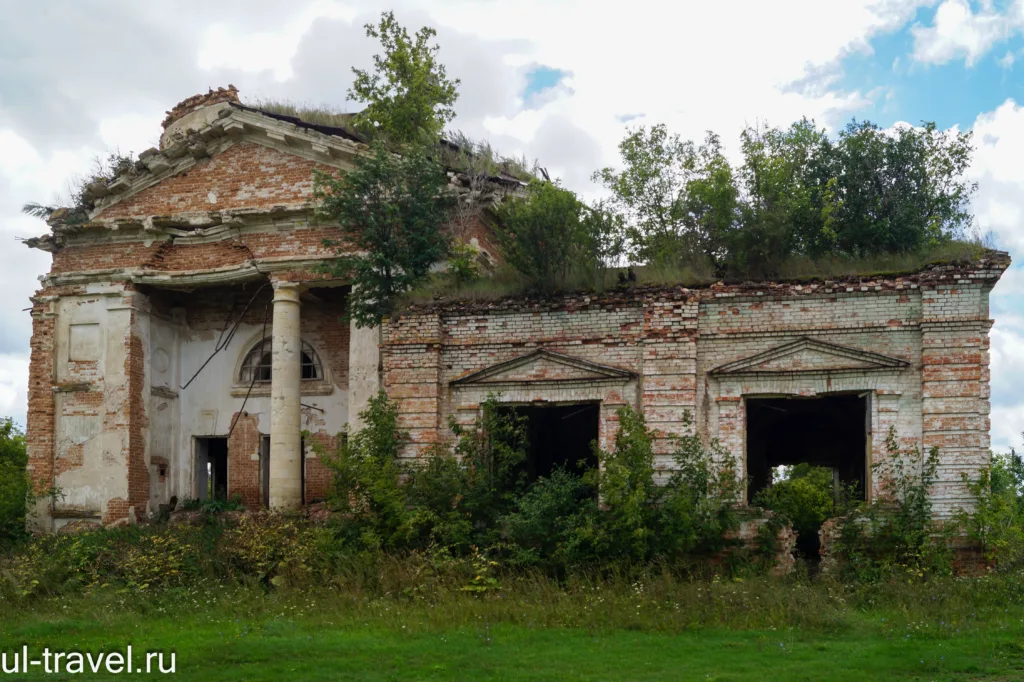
[68,323,101,362]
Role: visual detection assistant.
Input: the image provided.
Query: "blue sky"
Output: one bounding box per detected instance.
[0,0,1022,451]
[837,9,1024,130]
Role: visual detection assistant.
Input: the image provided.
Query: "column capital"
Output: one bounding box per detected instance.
[272,280,303,303]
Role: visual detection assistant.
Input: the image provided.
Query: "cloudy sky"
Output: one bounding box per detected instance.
[1,0,1023,449]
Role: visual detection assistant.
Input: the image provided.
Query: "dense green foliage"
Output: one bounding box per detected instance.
[316,394,744,573]
[491,182,623,290]
[591,119,976,279]
[960,447,1024,571]
[314,142,455,327]
[826,427,952,581]
[349,11,460,147]
[0,419,29,547]
[754,464,837,552]
[316,12,465,325]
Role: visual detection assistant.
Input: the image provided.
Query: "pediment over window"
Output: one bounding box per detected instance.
[709,337,909,376]
[451,350,636,386]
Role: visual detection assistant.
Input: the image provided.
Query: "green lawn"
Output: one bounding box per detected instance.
[4,587,1024,681]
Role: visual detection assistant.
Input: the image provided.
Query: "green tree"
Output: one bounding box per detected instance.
[593,125,736,268]
[0,419,29,546]
[732,120,833,276]
[598,118,978,278]
[824,120,975,257]
[349,11,460,147]
[590,406,659,561]
[451,396,529,538]
[315,143,455,327]
[753,464,835,549]
[492,182,623,290]
[960,447,1024,571]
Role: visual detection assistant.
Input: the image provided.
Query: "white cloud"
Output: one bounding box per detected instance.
[197,0,358,80]
[3,0,1024,451]
[0,355,30,430]
[992,404,1024,452]
[970,99,1024,250]
[911,0,1016,66]
[968,99,1024,451]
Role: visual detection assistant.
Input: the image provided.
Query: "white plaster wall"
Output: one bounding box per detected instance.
[52,292,133,516]
[174,316,349,500]
[148,313,181,509]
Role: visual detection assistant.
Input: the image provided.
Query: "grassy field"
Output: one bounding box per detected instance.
[4,577,1024,681]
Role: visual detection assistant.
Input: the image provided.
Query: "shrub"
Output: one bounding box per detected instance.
[0,419,30,547]
[588,407,659,561]
[402,443,472,551]
[829,427,951,580]
[179,494,246,514]
[753,464,838,556]
[500,468,599,572]
[320,392,411,550]
[658,415,742,559]
[959,448,1024,571]
[492,182,624,291]
[450,397,529,541]
[586,407,743,566]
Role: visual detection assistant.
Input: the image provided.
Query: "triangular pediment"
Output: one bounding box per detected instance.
[452,350,636,386]
[710,337,909,376]
[89,105,362,221]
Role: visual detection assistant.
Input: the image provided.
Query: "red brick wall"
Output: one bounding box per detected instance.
[26,307,56,494]
[97,142,337,220]
[125,328,150,515]
[51,226,348,276]
[227,411,261,509]
[304,432,337,504]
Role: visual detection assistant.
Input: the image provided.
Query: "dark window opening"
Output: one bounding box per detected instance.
[239,340,323,383]
[196,437,228,501]
[746,394,868,559]
[502,403,600,482]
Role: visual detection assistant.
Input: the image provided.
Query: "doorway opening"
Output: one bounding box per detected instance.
[746,394,869,558]
[195,437,228,501]
[502,403,600,481]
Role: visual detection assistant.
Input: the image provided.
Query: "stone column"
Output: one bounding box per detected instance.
[347,320,381,432]
[269,282,303,509]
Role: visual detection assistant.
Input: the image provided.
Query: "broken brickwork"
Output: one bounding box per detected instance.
[22,87,1009,538]
[24,90,375,531]
[383,254,1009,517]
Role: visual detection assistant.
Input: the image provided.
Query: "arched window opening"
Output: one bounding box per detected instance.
[239,340,323,383]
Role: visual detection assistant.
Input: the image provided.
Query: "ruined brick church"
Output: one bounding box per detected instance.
[23,87,1010,532]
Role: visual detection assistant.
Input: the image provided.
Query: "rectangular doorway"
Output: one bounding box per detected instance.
[503,403,600,481]
[195,437,228,501]
[745,394,869,503]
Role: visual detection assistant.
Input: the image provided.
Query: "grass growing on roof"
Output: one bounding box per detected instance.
[245,99,358,130]
[403,241,990,307]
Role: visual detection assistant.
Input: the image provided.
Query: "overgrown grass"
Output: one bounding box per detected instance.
[244,98,358,130]
[403,241,989,307]
[770,240,986,282]
[244,100,538,182]
[4,572,1024,680]
[440,130,539,182]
